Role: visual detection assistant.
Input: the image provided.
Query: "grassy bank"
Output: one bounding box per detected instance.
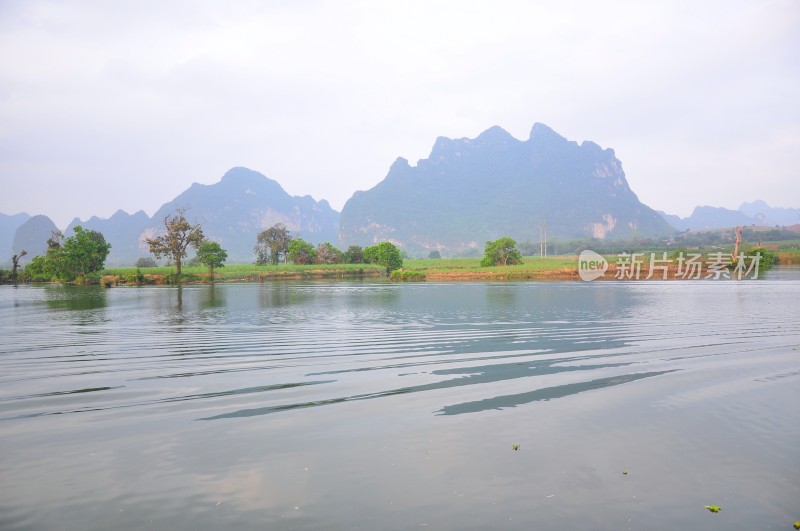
[56,248,800,286]
[101,263,385,285]
[401,256,580,281]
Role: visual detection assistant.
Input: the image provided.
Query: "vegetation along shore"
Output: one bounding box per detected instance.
[1,210,796,285]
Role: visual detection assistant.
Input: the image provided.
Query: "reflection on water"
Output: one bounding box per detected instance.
[0,278,799,530]
[44,284,107,311]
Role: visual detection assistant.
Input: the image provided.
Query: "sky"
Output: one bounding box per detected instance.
[1,0,798,229]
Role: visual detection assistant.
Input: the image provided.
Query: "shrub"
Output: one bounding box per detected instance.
[389,269,426,281]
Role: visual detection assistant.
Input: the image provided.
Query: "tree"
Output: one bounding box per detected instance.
[363,242,403,273]
[254,223,290,265]
[481,237,523,267]
[316,242,343,264]
[135,257,157,268]
[343,245,364,264]
[146,210,204,276]
[10,250,27,282]
[196,240,227,278]
[63,226,111,276]
[428,250,441,259]
[287,238,317,264]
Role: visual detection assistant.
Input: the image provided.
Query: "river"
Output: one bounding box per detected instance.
[1,274,799,530]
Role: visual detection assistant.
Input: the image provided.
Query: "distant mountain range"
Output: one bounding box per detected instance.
[340,123,672,255]
[3,168,339,267]
[658,200,800,231]
[1,124,797,266]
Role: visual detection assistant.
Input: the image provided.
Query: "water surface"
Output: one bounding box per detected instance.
[1,275,799,530]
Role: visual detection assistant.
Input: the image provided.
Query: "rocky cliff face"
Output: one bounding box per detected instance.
[339,123,673,255]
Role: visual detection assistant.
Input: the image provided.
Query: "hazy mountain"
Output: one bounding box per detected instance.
[60,167,340,265]
[143,167,339,263]
[659,206,756,231]
[0,212,31,266]
[66,210,151,267]
[12,215,58,266]
[339,123,673,255]
[658,200,800,231]
[738,200,800,226]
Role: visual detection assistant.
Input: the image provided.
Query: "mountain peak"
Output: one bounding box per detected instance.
[221,166,267,185]
[476,125,514,142]
[529,122,565,142]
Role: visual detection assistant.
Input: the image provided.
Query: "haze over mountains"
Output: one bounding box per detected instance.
[2,124,797,266]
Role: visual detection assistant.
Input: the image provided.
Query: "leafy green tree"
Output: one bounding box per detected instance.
[146,210,204,276]
[428,250,441,259]
[316,242,343,264]
[63,226,111,276]
[22,226,111,281]
[343,245,364,264]
[363,242,403,273]
[254,223,291,265]
[196,240,227,278]
[287,238,317,265]
[480,237,523,267]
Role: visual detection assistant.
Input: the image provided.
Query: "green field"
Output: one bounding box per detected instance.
[405,256,577,271]
[101,262,385,283]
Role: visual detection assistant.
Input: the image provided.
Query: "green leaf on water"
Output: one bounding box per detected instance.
[704,505,721,513]
[512,444,520,451]
[793,521,799,530]
[622,470,628,475]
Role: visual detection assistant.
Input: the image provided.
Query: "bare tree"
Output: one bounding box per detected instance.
[146,209,204,276]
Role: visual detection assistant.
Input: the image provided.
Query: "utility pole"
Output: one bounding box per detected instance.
[539,220,547,258]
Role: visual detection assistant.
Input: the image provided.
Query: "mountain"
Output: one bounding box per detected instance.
[63,167,340,265]
[146,167,339,263]
[339,123,673,255]
[0,212,31,266]
[660,206,757,231]
[11,215,58,266]
[658,200,799,231]
[738,200,800,226]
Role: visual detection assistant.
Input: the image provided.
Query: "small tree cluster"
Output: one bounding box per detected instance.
[252,226,403,272]
[254,223,290,265]
[363,242,403,273]
[287,238,317,264]
[481,237,523,267]
[135,257,158,268]
[25,226,112,282]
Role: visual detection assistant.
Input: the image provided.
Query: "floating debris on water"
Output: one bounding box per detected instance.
[704,505,721,513]
[512,444,520,451]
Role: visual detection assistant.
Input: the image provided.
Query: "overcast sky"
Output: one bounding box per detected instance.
[1,0,797,229]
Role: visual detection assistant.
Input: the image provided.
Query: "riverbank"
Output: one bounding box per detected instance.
[100,263,385,285]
